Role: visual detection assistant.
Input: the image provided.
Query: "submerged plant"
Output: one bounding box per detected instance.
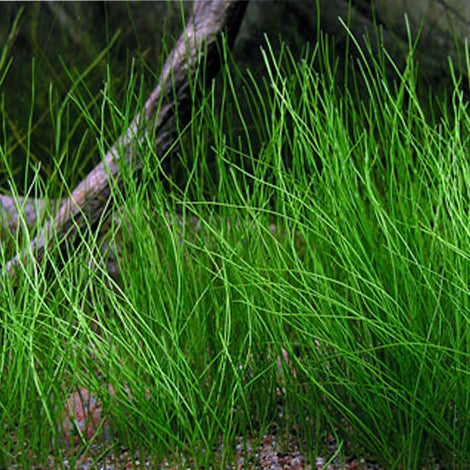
[2,14,470,470]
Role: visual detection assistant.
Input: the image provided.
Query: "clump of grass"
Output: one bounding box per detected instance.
[2,23,470,470]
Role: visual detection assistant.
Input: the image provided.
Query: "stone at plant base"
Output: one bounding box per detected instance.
[59,385,113,446]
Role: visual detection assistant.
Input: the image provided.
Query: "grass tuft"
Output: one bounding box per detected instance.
[2,28,470,469]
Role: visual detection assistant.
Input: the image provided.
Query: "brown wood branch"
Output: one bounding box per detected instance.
[2,0,248,279]
[0,195,64,232]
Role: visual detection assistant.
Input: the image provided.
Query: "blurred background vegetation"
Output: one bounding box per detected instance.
[1,1,321,197]
[0,2,192,192]
[1,1,469,196]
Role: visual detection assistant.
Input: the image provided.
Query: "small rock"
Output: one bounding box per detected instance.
[291,456,305,466]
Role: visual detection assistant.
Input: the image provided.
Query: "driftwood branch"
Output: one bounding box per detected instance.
[2,0,248,279]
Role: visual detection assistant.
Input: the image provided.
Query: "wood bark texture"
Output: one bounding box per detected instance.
[1,0,248,279]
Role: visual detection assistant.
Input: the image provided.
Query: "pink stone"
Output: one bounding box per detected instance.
[59,385,112,446]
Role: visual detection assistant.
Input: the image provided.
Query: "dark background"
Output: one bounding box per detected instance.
[0,1,467,194]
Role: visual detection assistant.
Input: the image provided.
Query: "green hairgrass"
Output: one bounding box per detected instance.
[3,22,470,469]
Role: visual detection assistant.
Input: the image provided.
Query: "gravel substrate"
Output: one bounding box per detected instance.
[11,429,384,469]
[25,435,383,470]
